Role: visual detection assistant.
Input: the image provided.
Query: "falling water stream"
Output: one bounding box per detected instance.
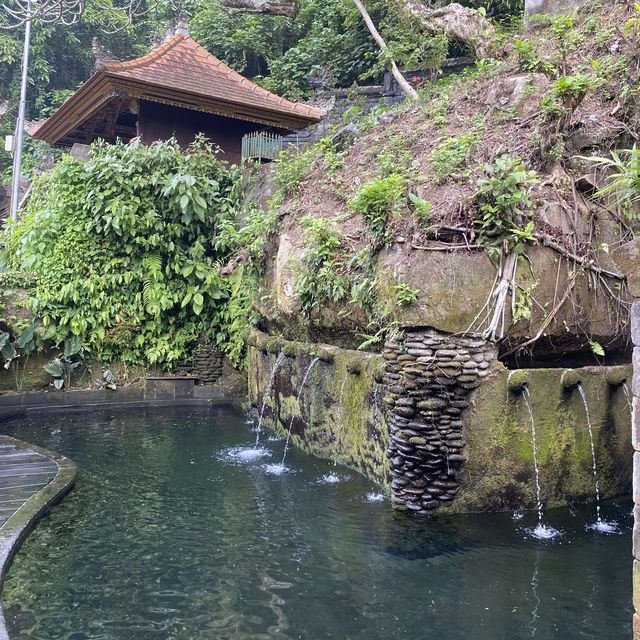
[576,383,618,533]
[265,357,320,474]
[623,382,633,412]
[255,352,286,447]
[522,387,560,540]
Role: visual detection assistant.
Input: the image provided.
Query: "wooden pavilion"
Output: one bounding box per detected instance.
[33,28,325,164]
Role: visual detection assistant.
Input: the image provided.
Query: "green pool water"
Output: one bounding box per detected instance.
[0,404,632,639]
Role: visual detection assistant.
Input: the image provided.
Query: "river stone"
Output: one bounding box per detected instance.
[394,406,415,418]
[417,398,447,410]
[408,348,434,357]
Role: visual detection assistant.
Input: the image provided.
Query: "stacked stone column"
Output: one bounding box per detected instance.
[382,328,497,514]
[632,302,640,639]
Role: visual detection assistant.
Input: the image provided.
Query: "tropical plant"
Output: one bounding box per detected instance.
[580,146,640,219]
[43,335,85,389]
[295,216,348,313]
[3,137,243,367]
[473,155,538,253]
[349,173,406,246]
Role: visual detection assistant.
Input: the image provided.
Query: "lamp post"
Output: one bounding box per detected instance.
[9,0,32,221]
[2,0,149,220]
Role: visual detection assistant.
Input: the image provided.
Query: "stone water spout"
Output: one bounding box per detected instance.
[575,383,618,533]
[280,356,321,467]
[604,367,627,388]
[508,375,559,539]
[604,368,632,412]
[507,370,529,393]
[561,369,581,390]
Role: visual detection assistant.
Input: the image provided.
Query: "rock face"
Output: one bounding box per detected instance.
[484,73,549,118]
[525,0,586,19]
[259,221,630,358]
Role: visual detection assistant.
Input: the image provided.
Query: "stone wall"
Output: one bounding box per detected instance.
[383,328,498,514]
[465,363,632,512]
[248,332,389,484]
[249,329,632,513]
[284,60,475,148]
[175,341,224,384]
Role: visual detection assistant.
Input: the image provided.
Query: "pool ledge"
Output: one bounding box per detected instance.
[0,436,76,640]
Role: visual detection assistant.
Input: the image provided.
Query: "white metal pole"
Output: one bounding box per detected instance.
[10,0,33,221]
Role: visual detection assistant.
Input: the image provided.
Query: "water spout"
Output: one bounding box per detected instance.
[255,352,286,447]
[623,382,633,413]
[280,357,320,467]
[576,383,618,532]
[522,387,560,539]
[576,384,601,521]
[522,388,544,524]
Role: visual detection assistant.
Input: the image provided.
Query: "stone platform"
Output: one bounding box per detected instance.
[0,436,76,640]
[0,440,58,527]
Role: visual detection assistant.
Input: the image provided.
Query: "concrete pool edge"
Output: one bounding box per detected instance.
[0,437,77,640]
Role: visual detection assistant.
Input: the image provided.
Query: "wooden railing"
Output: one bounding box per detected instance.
[241,131,283,163]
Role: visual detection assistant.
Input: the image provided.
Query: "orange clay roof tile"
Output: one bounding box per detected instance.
[103,34,325,121]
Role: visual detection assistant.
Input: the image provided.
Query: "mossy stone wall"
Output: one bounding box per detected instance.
[248,331,632,513]
[248,331,390,486]
[459,365,632,512]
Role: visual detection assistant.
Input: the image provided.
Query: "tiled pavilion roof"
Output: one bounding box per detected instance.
[34,34,325,145]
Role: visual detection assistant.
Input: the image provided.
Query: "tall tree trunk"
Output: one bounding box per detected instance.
[219,0,299,18]
[393,1,498,60]
[352,0,419,101]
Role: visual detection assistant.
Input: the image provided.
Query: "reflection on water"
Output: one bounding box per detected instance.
[0,404,632,640]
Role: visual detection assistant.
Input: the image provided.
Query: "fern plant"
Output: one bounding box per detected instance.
[349,174,406,247]
[580,145,640,219]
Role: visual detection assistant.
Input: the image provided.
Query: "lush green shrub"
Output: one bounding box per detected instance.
[295,216,348,313]
[349,174,406,246]
[473,155,538,253]
[3,138,243,367]
[429,126,483,183]
[273,146,317,199]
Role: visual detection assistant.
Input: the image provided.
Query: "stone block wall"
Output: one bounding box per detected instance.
[632,301,640,639]
[192,343,224,384]
[175,342,224,384]
[284,59,475,148]
[465,363,632,512]
[248,332,390,484]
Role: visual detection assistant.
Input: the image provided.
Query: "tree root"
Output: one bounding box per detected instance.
[501,275,577,358]
[219,0,299,17]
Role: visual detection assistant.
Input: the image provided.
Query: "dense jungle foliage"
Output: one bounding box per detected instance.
[0,0,523,176]
[3,138,249,367]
